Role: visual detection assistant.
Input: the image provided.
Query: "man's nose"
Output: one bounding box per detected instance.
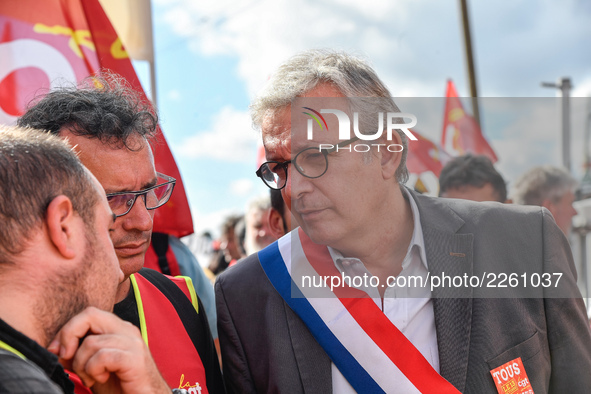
[282,167,292,209]
[570,204,578,217]
[288,164,313,201]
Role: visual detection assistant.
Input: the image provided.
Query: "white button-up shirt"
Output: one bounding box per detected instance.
[328,189,439,393]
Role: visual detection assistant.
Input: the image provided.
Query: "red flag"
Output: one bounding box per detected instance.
[441,79,498,162]
[0,0,193,237]
[406,129,451,177]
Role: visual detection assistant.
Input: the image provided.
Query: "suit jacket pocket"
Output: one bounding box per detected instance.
[486,330,550,393]
[486,330,544,370]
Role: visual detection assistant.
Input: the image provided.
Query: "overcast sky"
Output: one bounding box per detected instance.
[144,0,591,235]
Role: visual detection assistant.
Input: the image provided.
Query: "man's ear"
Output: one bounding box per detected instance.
[45,195,79,259]
[267,208,286,240]
[378,133,403,181]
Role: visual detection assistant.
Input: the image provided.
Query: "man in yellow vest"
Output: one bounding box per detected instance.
[0,126,169,393]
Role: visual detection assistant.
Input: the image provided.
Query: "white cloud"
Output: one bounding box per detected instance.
[157,0,591,99]
[229,178,255,197]
[489,98,582,190]
[174,106,258,162]
[157,0,456,97]
[573,77,591,97]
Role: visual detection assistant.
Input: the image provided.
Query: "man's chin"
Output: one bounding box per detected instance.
[301,224,339,247]
[94,296,118,312]
[117,253,147,278]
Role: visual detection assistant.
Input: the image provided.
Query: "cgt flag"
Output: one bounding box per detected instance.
[441,79,498,162]
[406,129,451,177]
[0,0,193,237]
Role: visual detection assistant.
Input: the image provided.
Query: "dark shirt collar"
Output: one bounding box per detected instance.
[113,282,141,328]
[0,317,74,393]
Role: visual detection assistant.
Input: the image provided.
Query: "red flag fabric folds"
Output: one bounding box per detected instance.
[441,79,498,162]
[0,0,193,237]
[406,129,451,178]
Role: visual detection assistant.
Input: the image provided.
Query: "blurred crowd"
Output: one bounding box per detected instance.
[183,189,295,283]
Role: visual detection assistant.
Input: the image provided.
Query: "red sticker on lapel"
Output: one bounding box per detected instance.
[490,357,533,394]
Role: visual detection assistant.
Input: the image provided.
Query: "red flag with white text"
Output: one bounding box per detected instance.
[440,79,498,162]
[0,0,193,237]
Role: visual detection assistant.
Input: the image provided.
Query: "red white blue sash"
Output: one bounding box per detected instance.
[258,228,460,394]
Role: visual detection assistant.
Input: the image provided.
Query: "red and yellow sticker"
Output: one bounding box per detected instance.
[490,357,533,394]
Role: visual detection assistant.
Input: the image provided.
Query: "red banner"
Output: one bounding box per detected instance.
[0,0,193,237]
[406,129,451,177]
[441,79,498,163]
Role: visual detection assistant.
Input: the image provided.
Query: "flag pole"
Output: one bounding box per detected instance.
[147,0,157,109]
[149,58,158,109]
[458,0,481,129]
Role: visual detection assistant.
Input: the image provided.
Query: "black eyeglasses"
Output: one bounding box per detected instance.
[256,137,359,190]
[106,172,176,217]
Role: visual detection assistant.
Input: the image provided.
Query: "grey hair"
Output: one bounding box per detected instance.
[511,165,577,206]
[250,49,408,183]
[247,193,271,214]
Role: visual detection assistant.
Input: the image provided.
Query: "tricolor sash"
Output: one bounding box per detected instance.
[258,228,460,394]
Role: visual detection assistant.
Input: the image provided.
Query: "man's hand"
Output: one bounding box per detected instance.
[48,307,170,394]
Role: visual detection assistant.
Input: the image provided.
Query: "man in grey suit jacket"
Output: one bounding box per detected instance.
[216,49,591,393]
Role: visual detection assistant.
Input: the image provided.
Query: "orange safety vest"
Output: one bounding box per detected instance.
[69,271,208,393]
[130,272,208,392]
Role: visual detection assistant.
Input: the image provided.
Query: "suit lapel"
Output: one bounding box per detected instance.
[412,191,474,392]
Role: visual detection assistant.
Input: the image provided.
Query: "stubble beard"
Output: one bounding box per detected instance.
[34,228,100,346]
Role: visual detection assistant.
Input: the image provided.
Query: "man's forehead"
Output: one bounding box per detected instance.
[261,84,349,156]
[59,128,156,190]
[60,129,150,160]
[261,108,291,156]
[248,207,266,220]
[262,107,291,133]
[60,128,147,150]
[86,169,105,194]
[87,169,112,213]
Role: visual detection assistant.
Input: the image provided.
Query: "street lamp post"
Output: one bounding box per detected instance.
[542,77,572,172]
